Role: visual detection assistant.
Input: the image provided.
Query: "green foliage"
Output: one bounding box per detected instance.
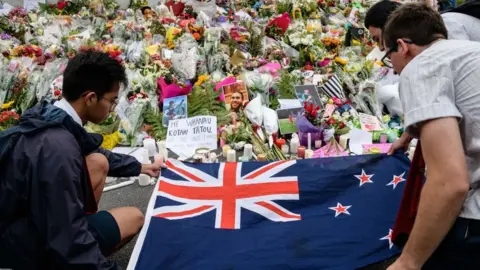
[240,20,264,57]
[187,82,229,126]
[150,20,166,36]
[143,107,168,141]
[275,70,299,99]
[276,0,292,14]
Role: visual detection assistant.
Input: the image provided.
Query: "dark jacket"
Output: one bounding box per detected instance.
[0,102,141,269]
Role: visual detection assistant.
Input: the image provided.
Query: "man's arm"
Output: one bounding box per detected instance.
[96,148,142,177]
[395,117,469,268]
[34,135,118,269]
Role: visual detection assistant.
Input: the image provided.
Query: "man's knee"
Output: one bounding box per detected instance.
[86,153,109,177]
[109,207,145,239]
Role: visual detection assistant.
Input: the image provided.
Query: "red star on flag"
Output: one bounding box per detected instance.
[387,172,406,189]
[354,169,374,187]
[380,229,394,249]
[329,203,351,217]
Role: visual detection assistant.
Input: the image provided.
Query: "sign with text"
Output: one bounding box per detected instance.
[166,116,217,158]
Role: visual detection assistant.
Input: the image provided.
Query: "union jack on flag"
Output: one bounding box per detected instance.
[129,154,410,270]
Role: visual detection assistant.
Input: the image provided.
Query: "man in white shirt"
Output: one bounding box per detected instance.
[382,3,480,270]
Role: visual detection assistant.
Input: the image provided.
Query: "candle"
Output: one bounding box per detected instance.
[157,140,168,160]
[143,138,156,157]
[275,138,286,148]
[380,134,388,144]
[297,146,306,158]
[238,156,249,162]
[226,149,236,162]
[243,144,253,159]
[315,140,322,149]
[339,135,349,149]
[141,148,150,164]
[154,153,164,164]
[305,149,314,159]
[138,174,151,186]
[281,144,290,154]
[290,138,299,154]
[222,145,231,157]
[257,154,267,161]
[307,133,311,150]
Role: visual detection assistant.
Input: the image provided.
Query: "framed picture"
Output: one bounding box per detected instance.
[294,85,322,107]
[162,95,188,127]
[277,108,302,135]
[222,81,249,112]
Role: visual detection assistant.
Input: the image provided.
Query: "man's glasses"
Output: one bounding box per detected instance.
[102,97,118,110]
[381,39,414,68]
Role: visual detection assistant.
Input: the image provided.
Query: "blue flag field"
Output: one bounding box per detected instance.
[128,153,410,270]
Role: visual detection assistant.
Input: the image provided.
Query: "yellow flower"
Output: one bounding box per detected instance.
[335,57,348,65]
[1,101,14,110]
[195,75,210,86]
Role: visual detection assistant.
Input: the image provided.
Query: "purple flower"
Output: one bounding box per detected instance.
[0,33,12,40]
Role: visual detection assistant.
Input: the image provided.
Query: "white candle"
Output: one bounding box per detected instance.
[157,140,168,159]
[315,140,322,149]
[290,138,299,154]
[154,153,164,164]
[305,149,314,159]
[222,145,231,157]
[307,133,311,150]
[227,149,236,162]
[243,144,253,159]
[143,138,156,157]
[281,144,289,154]
[138,174,151,186]
[141,148,150,164]
[339,135,349,149]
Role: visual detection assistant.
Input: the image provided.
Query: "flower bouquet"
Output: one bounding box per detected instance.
[0,110,20,131]
[296,102,322,147]
[157,76,193,103]
[265,12,291,40]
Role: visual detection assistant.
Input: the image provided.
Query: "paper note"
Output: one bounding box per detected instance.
[366,46,386,62]
[322,104,336,119]
[166,116,217,158]
[348,128,373,155]
[362,143,392,154]
[359,113,383,131]
[278,99,302,109]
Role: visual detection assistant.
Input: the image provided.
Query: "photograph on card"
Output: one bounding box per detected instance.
[294,85,322,107]
[162,95,187,127]
[277,107,303,135]
[222,81,249,112]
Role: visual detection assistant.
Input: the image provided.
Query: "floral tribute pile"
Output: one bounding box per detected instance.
[0,0,405,161]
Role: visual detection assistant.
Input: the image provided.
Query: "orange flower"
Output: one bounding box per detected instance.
[193,32,201,40]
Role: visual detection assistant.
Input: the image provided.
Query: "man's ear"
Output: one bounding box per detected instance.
[84,92,98,107]
[397,39,409,57]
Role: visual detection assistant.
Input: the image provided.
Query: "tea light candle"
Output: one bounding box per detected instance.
[143,138,156,157]
[307,133,312,150]
[275,138,286,148]
[222,145,231,157]
[226,149,236,162]
[243,144,253,159]
[305,149,314,159]
[315,140,322,149]
[238,156,249,162]
[138,174,151,186]
[297,146,306,158]
[281,144,290,155]
[290,138,299,154]
[257,154,267,161]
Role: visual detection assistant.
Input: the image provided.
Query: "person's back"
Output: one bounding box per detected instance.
[441,12,480,41]
[399,39,480,218]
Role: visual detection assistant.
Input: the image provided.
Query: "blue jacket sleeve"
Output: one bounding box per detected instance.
[96,148,142,177]
[34,133,119,270]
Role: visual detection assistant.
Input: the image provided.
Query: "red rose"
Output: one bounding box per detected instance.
[49,4,55,8]
[57,1,67,10]
[54,89,61,96]
[311,109,318,119]
[339,122,345,129]
[328,118,335,125]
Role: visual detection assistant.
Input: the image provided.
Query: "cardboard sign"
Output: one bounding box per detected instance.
[166,116,217,158]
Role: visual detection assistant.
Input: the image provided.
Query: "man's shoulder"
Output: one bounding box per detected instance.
[21,127,80,153]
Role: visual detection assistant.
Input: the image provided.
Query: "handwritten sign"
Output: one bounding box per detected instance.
[322,104,336,119]
[359,113,383,131]
[166,116,217,158]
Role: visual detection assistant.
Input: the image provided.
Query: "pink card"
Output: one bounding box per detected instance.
[313,143,349,158]
[362,143,392,154]
[323,104,336,119]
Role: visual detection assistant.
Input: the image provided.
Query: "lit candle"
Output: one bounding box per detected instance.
[227,149,236,162]
[138,174,151,186]
[297,146,306,158]
[290,138,299,154]
[275,138,286,148]
[243,144,253,159]
[143,138,156,157]
[315,140,322,149]
[222,145,231,157]
[307,133,311,150]
[281,144,290,154]
[305,149,314,159]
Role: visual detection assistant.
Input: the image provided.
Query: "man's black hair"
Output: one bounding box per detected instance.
[62,51,128,102]
[364,0,402,29]
[383,3,448,49]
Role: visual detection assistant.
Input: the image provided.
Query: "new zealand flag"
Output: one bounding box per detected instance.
[129,154,409,269]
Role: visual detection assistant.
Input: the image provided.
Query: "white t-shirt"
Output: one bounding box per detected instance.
[442,12,480,42]
[398,39,480,220]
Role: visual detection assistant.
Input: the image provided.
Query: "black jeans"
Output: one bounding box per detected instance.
[423,217,480,269]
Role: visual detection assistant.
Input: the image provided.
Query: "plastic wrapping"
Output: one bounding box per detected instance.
[244,96,263,128]
[296,115,322,147]
[171,35,198,80]
[262,106,278,136]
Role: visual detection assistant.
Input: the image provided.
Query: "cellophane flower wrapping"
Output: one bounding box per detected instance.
[244,96,264,129]
[171,34,198,80]
[0,65,18,106]
[296,115,322,147]
[188,0,216,20]
[262,106,278,136]
[157,77,193,103]
[35,58,68,102]
[125,40,145,64]
[122,97,149,145]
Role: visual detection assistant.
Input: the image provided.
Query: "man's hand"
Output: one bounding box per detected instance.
[388,132,412,155]
[387,256,420,270]
[141,160,164,178]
